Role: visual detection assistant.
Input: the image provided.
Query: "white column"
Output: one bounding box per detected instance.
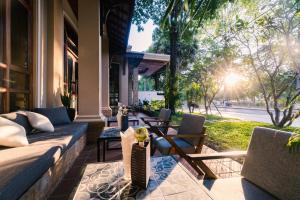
[77,0,102,121]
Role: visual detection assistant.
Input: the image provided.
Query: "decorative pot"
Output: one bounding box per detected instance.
[131,142,150,189]
[121,115,129,131]
[66,108,76,121]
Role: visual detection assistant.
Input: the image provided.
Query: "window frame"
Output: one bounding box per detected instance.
[0,0,32,113]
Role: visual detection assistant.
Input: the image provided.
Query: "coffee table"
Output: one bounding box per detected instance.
[97,127,122,162]
[73,156,211,200]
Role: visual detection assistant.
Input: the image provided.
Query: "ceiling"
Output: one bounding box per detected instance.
[67,0,135,55]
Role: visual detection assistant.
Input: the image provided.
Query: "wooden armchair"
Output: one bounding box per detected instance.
[146,114,207,176]
[141,108,171,133]
[187,127,300,200]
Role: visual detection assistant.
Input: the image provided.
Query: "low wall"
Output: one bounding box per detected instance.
[20,134,86,200]
[138,91,164,102]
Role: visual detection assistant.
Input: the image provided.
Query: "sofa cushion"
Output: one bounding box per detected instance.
[0,112,33,134]
[28,122,88,149]
[33,107,71,126]
[0,122,88,200]
[0,143,63,200]
[202,177,276,200]
[241,127,300,200]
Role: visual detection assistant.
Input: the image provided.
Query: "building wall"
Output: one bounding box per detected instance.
[119,58,129,106]
[101,28,112,117]
[31,0,110,121]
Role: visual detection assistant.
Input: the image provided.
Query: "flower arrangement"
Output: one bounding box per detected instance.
[135,127,149,147]
[118,105,128,116]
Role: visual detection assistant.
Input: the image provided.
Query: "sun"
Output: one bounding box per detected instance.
[225,72,242,87]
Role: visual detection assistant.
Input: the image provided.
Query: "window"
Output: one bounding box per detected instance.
[0,0,4,63]
[64,19,78,109]
[109,63,120,115]
[0,0,32,113]
[11,0,29,68]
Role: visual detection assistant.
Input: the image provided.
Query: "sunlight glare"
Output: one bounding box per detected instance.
[225,72,243,87]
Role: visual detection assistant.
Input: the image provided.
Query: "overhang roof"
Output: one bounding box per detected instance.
[127,51,170,76]
[102,0,135,55]
[67,0,134,55]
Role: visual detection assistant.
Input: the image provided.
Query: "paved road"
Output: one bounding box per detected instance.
[182,106,300,127]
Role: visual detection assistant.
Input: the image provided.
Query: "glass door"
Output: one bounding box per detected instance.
[0,0,32,113]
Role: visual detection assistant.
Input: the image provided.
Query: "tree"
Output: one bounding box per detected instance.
[185,82,201,113]
[133,0,230,114]
[187,57,224,114]
[234,0,300,127]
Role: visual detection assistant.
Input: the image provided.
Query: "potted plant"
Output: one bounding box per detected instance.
[60,92,76,121]
[131,127,150,189]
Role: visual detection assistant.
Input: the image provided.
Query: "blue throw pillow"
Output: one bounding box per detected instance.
[33,107,71,126]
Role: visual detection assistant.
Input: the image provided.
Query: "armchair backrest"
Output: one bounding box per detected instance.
[178,114,205,146]
[241,127,300,200]
[158,108,171,122]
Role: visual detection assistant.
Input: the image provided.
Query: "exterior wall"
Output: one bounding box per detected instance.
[138,91,165,102]
[119,58,129,106]
[46,0,65,107]
[101,28,112,117]
[33,0,79,108]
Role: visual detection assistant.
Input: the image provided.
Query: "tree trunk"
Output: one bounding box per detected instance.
[168,2,179,114]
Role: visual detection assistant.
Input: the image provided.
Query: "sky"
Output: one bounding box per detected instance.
[128,20,156,52]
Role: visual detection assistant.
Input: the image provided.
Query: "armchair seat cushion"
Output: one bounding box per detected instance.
[202,177,276,200]
[153,136,195,155]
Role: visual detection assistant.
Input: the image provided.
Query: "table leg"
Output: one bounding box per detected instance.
[97,139,100,162]
[102,140,106,162]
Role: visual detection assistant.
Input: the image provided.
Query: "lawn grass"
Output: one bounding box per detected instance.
[171,112,300,151]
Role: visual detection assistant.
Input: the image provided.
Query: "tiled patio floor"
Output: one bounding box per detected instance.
[49,114,242,200]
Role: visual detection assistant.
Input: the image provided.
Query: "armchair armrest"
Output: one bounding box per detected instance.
[187,151,247,160]
[147,119,169,123]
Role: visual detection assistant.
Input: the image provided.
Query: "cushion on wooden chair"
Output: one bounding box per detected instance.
[158,109,171,121]
[241,127,300,200]
[153,136,195,155]
[177,114,205,145]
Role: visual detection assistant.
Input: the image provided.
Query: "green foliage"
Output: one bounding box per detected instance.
[186,82,201,103]
[138,77,155,91]
[150,100,165,111]
[287,134,300,153]
[60,92,71,108]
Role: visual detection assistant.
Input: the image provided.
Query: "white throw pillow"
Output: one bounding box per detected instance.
[25,111,54,132]
[0,117,29,147]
